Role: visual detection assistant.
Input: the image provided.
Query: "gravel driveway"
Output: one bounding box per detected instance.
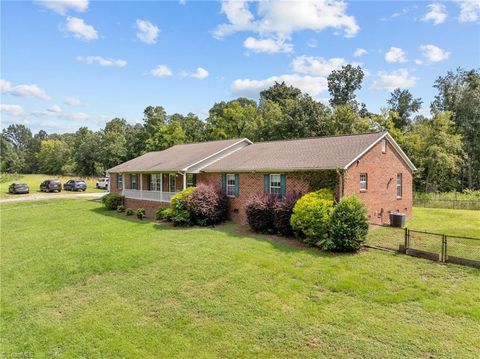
[0,192,105,203]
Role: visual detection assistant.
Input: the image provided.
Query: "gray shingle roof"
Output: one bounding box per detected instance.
[107,138,248,172]
[203,132,387,172]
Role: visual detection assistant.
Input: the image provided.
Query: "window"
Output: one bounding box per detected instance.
[396,173,402,198]
[226,174,236,197]
[186,174,196,187]
[117,174,123,189]
[130,174,138,190]
[381,139,387,153]
[150,174,162,191]
[169,174,176,192]
[269,174,281,195]
[359,173,368,191]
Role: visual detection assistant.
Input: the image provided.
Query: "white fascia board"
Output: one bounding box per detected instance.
[343,132,416,171]
[181,138,253,172]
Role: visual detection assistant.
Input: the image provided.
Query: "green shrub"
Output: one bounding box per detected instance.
[102,192,124,210]
[125,208,134,216]
[290,189,335,246]
[136,208,146,219]
[327,196,369,252]
[116,205,125,213]
[155,207,167,220]
[170,187,196,226]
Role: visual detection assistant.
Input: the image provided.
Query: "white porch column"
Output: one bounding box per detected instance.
[183,172,187,190]
[140,173,143,199]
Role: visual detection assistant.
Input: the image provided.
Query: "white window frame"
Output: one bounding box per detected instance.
[269,174,281,195]
[381,138,387,153]
[359,173,368,191]
[131,174,138,190]
[150,174,162,191]
[117,174,123,189]
[396,173,402,198]
[226,174,236,197]
[169,174,176,193]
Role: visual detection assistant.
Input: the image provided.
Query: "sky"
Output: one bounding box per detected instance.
[1,0,479,133]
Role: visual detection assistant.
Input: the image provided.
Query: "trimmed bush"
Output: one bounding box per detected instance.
[155,207,167,220]
[116,205,125,213]
[327,196,369,252]
[170,187,196,226]
[245,194,276,233]
[290,189,335,246]
[102,192,124,210]
[136,208,146,219]
[189,184,228,226]
[125,208,134,216]
[273,192,301,236]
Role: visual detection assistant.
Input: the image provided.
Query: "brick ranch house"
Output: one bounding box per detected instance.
[107,132,416,225]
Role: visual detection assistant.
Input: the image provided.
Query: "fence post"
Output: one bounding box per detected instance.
[404,228,409,253]
[444,235,448,262]
[440,235,447,263]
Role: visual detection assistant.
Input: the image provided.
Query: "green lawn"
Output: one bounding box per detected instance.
[367,208,480,260]
[1,199,479,358]
[0,174,105,198]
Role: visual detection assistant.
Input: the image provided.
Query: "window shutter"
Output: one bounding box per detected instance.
[221,174,226,192]
[264,174,269,194]
[234,174,239,197]
[117,174,120,189]
[147,174,151,190]
[129,174,132,189]
[193,174,197,186]
[280,174,286,198]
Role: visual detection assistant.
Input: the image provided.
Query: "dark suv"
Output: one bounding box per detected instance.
[8,182,29,194]
[40,179,62,193]
[63,179,87,192]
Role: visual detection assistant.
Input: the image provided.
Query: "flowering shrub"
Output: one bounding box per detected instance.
[273,192,302,236]
[245,194,276,233]
[189,184,228,226]
[290,189,335,246]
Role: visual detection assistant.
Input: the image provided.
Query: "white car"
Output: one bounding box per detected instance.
[96,177,109,190]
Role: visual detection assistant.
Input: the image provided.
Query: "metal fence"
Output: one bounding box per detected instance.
[413,198,480,210]
[367,226,480,269]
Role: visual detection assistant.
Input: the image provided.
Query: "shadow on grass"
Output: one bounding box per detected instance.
[90,205,359,258]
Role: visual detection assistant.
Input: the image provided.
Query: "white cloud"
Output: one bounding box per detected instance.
[150,65,173,77]
[370,69,417,91]
[353,48,367,57]
[191,67,209,79]
[1,79,50,100]
[214,0,359,53]
[63,16,98,41]
[232,74,328,97]
[37,0,89,15]
[1,104,25,117]
[421,3,448,25]
[456,0,480,22]
[64,97,82,106]
[76,56,127,67]
[420,44,450,62]
[307,39,317,48]
[243,36,293,53]
[136,19,160,44]
[385,47,407,63]
[291,55,347,76]
[415,59,423,65]
[32,105,89,121]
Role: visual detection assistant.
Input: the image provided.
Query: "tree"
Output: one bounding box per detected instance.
[387,88,422,130]
[259,82,302,106]
[2,124,32,151]
[328,104,374,135]
[405,112,463,192]
[0,135,25,173]
[36,139,70,174]
[73,127,103,176]
[327,65,364,107]
[100,118,128,170]
[431,68,480,189]
[170,113,205,143]
[125,123,147,159]
[145,121,186,151]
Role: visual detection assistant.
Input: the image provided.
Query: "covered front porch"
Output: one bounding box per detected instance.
[118,172,196,203]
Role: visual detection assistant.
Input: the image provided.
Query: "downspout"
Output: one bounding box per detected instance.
[336,168,344,200]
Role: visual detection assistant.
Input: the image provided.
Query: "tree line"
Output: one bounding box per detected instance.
[1,66,479,192]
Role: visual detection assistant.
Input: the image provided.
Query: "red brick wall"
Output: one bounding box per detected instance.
[197,172,311,223]
[124,198,168,218]
[109,173,122,193]
[343,139,413,224]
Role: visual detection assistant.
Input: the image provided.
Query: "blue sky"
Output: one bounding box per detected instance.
[1,0,479,133]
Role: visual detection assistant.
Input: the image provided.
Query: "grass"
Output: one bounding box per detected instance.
[1,199,479,358]
[0,174,105,198]
[367,207,480,260]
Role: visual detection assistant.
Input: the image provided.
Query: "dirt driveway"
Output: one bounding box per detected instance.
[0,192,104,203]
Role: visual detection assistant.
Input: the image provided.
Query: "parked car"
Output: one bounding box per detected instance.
[63,179,87,192]
[40,179,62,193]
[96,177,109,190]
[8,182,29,194]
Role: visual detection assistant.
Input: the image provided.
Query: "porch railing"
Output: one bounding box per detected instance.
[123,189,177,203]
